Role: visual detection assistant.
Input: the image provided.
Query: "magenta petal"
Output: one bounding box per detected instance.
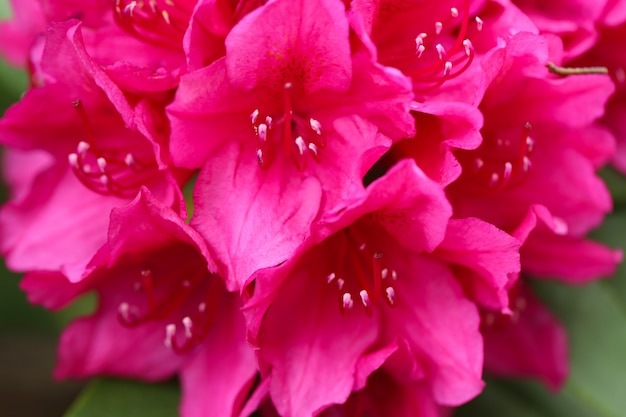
[390,256,484,406]
[483,286,569,390]
[435,218,521,311]
[191,142,322,291]
[224,0,352,93]
[180,295,257,417]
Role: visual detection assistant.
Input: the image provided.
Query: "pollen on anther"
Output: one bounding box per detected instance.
[435,21,443,35]
[359,290,370,307]
[475,16,484,31]
[77,141,90,154]
[258,123,268,142]
[97,157,107,173]
[342,292,354,310]
[164,323,176,348]
[295,136,307,155]
[385,287,396,305]
[256,149,264,164]
[381,268,389,280]
[463,39,473,56]
[182,316,193,338]
[161,10,171,24]
[503,162,513,180]
[309,118,322,135]
[435,44,446,60]
[308,143,319,157]
[444,61,453,76]
[450,7,459,17]
[250,109,259,124]
[68,153,79,167]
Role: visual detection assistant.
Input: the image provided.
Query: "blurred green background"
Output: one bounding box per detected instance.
[1,1,626,416]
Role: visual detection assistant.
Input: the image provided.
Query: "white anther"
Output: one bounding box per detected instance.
[182,316,193,338]
[522,156,531,171]
[308,143,319,157]
[77,141,90,154]
[265,116,273,128]
[385,287,396,305]
[295,136,307,155]
[451,7,459,17]
[124,153,135,166]
[503,162,513,180]
[68,153,79,167]
[381,268,389,280]
[97,157,107,173]
[327,272,337,284]
[418,32,428,39]
[526,137,535,152]
[309,118,322,135]
[474,158,484,170]
[435,44,446,60]
[198,302,206,312]
[416,44,426,58]
[435,21,443,35]
[391,270,398,280]
[489,172,499,187]
[415,36,424,47]
[161,10,171,24]
[358,243,366,251]
[118,302,130,320]
[342,293,354,310]
[258,123,268,142]
[250,109,259,124]
[337,278,345,290]
[444,61,453,76]
[284,81,293,90]
[124,1,137,15]
[475,16,484,31]
[359,290,370,307]
[463,39,473,56]
[99,175,109,185]
[256,149,264,164]
[164,323,176,348]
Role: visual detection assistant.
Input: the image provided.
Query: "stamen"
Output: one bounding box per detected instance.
[164,323,176,348]
[451,7,459,17]
[182,316,193,338]
[342,293,354,310]
[385,287,396,306]
[359,290,370,308]
[475,16,483,31]
[327,272,337,284]
[435,21,443,35]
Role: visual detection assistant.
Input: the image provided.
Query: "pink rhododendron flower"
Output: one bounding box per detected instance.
[22,189,257,417]
[0,0,623,415]
[244,159,520,416]
[0,21,182,280]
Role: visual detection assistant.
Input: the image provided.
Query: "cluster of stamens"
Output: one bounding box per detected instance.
[325,230,398,316]
[117,266,221,354]
[113,0,193,48]
[408,2,483,90]
[250,82,326,171]
[460,122,534,192]
[67,100,156,198]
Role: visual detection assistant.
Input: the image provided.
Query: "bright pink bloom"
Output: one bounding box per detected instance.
[22,189,257,417]
[244,159,520,416]
[446,32,620,281]
[0,21,182,281]
[169,0,414,288]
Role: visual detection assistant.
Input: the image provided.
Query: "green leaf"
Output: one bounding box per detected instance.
[458,209,626,417]
[64,379,180,417]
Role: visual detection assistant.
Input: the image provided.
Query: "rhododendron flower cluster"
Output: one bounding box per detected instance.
[0,0,623,416]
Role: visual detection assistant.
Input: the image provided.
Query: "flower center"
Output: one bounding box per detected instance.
[67,100,158,198]
[324,225,398,316]
[116,258,223,354]
[379,1,482,90]
[250,82,326,171]
[456,122,534,192]
[113,0,195,49]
